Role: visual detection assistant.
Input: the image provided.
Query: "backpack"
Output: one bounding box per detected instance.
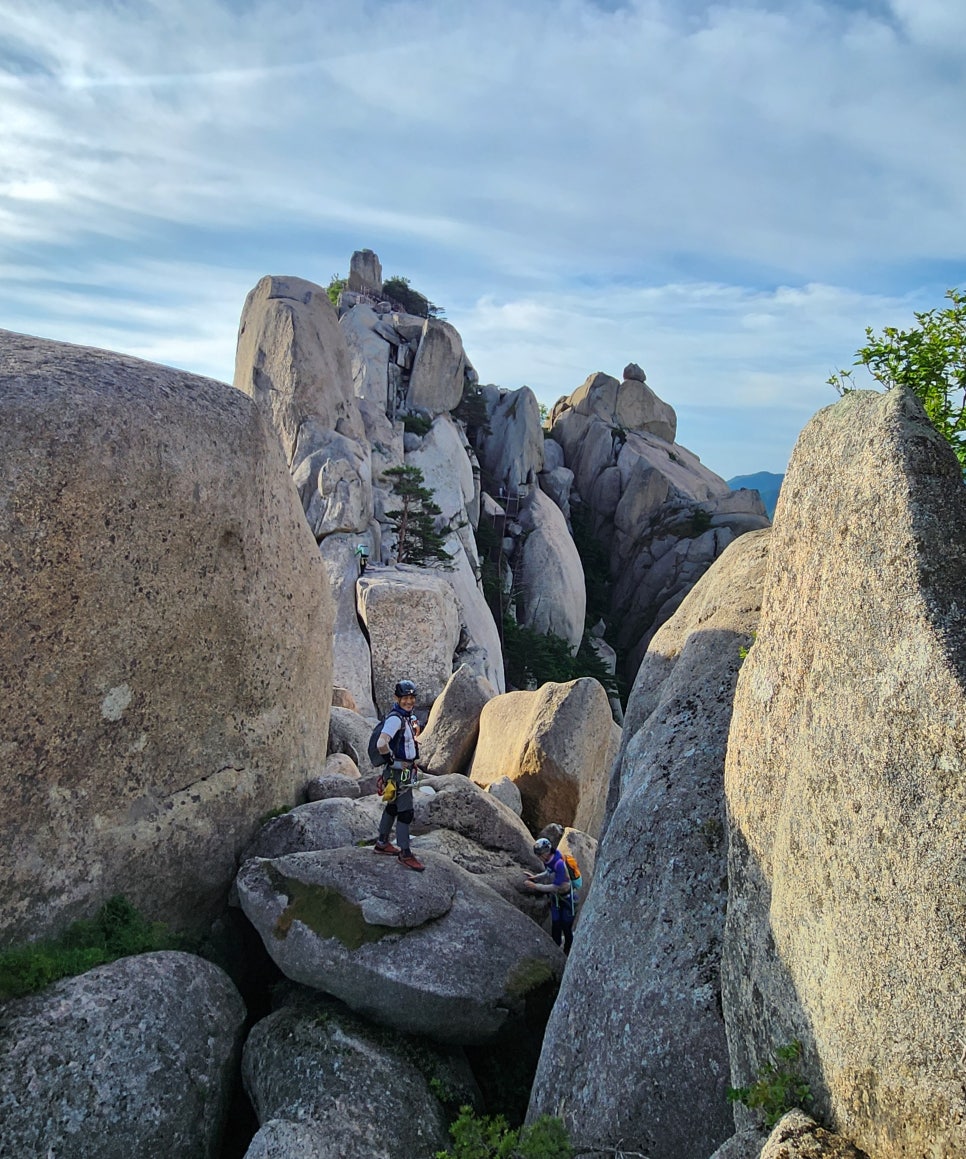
[366,706,416,768]
[563,853,582,890]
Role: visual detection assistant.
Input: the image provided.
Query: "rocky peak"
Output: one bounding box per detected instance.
[347,247,383,296]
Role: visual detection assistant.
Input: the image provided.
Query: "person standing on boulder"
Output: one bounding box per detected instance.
[374,679,425,871]
[524,837,576,954]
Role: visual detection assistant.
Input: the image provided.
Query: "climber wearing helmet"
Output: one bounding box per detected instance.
[374,679,424,871]
[524,835,576,954]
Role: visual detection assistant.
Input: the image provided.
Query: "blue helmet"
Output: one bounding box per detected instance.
[394,679,417,698]
[533,838,553,856]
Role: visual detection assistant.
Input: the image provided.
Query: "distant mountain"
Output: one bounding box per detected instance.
[727,471,784,519]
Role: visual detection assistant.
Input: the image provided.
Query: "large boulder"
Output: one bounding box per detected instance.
[244,1119,329,1159]
[419,774,539,864]
[240,796,384,862]
[0,951,244,1158]
[243,996,475,1159]
[418,664,497,775]
[347,248,383,296]
[233,275,365,465]
[469,680,619,838]
[357,570,461,714]
[612,527,771,808]
[236,847,564,1044]
[723,388,966,1157]
[475,385,546,493]
[407,825,546,922]
[706,1128,769,1159]
[548,369,768,671]
[516,487,586,648]
[529,530,770,1159]
[405,417,506,691]
[0,330,333,942]
[292,427,372,538]
[407,319,465,414]
[329,705,378,767]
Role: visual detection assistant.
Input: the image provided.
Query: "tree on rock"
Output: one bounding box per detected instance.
[384,465,456,568]
[829,288,966,471]
[383,275,444,319]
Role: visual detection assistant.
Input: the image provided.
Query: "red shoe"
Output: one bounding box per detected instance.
[398,851,425,872]
[374,840,401,855]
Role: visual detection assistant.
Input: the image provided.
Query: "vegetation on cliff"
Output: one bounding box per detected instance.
[829,288,966,470]
[385,464,458,567]
[0,896,184,1000]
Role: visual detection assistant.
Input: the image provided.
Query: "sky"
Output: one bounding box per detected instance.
[2,0,965,480]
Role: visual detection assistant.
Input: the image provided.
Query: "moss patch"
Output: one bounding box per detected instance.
[505,957,556,1000]
[266,866,397,950]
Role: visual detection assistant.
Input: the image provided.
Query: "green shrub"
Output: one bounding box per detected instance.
[727,1040,812,1127]
[403,412,433,437]
[436,1106,572,1159]
[829,288,966,471]
[326,274,347,307]
[0,896,185,1000]
[454,382,491,437]
[383,275,444,319]
[258,804,292,826]
[501,616,618,698]
[690,508,712,535]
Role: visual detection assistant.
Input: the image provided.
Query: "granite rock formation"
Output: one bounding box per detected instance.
[528,529,770,1159]
[723,388,966,1158]
[0,330,332,942]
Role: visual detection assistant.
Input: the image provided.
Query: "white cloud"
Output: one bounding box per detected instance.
[0,0,964,479]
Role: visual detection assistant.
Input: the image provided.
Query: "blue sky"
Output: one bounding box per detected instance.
[2,0,964,479]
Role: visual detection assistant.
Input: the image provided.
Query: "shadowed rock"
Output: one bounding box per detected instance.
[0,952,244,1158]
[723,388,966,1157]
[527,530,768,1159]
[242,994,479,1159]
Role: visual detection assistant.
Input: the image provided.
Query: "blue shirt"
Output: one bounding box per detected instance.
[546,850,574,914]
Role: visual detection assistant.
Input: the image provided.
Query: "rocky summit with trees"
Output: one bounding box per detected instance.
[1,254,963,1159]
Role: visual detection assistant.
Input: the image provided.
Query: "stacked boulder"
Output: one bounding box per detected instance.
[547,366,770,673]
[234,770,600,1152]
[233,262,505,711]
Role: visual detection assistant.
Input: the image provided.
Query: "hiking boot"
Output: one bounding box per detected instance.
[374,840,401,855]
[398,851,425,872]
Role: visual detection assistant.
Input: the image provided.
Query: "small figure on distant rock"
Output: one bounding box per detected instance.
[374,679,424,871]
[623,362,647,383]
[354,543,370,575]
[524,836,577,954]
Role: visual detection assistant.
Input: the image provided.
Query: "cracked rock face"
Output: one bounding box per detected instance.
[0,329,333,942]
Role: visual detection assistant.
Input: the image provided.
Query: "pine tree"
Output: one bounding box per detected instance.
[384,465,456,568]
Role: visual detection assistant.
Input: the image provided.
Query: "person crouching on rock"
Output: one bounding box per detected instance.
[374,679,425,872]
[524,836,576,954]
